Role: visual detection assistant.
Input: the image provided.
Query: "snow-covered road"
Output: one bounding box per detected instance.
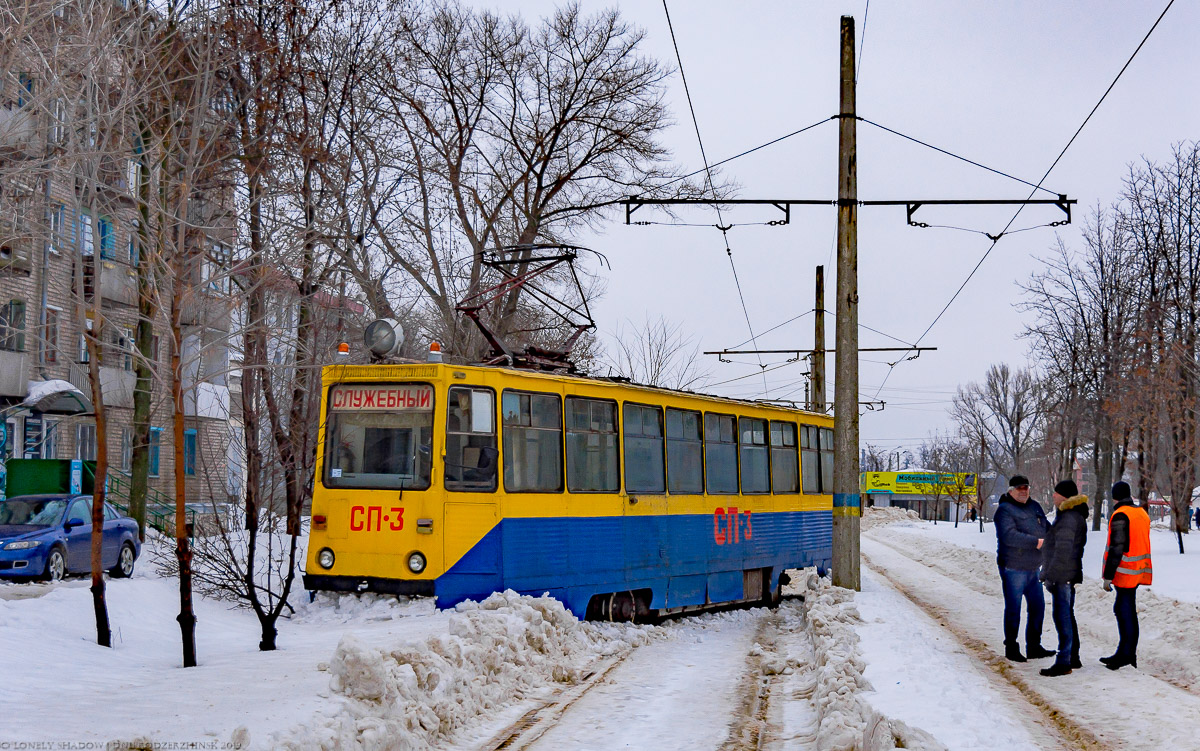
[863,523,1200,750]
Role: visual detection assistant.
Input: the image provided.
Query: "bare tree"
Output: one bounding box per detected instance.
[607,315,709,390]
[951,364,1043,485]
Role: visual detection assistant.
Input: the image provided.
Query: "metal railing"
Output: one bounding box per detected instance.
[96,466,198,538]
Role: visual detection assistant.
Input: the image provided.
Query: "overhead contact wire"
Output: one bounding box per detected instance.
[663,0,768,394]
[872,0,1176,398]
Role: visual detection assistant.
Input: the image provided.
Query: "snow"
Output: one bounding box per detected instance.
[879,513,1200,605]
[22,378,84,406]
[855,567,1060,750]
[281,591,661,750]
[862,514,1200,749]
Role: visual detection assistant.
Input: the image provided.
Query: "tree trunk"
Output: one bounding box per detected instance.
[171,211,197,668]
[85,305,111,649]
[1090,431,1103,531]
[129,144,155,540]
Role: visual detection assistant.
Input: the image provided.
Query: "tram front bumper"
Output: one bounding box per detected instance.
[304,573,435,597]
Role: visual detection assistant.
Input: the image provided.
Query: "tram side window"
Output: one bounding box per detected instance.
[801,425,835,493]
[704,413,738,494]
[566,397,619,492]
[665,408,703,494]
[820,428,835,492]
[502,391,563,492]
[324,383,433,490]
[623,404,665,493]
[770,421,800,493]
[739,417,769,493]
[445,387,497,492]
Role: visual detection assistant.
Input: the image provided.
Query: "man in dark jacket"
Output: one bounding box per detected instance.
[994,474,1054,662]
[1038,480,1089,676]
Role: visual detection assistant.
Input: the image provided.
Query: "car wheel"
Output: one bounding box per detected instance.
[111,542,136,578]
[43,547,66,582]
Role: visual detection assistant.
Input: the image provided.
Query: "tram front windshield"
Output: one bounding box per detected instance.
[324,383,433,489]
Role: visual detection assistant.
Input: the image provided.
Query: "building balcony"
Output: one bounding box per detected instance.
[184,381,230,420]
[75,257,138,307]
[67,362,135,409]
[0,350,30,398]
[0,106,37,152]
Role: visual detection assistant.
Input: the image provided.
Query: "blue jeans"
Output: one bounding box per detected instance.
[1000,567,1045,650]
[1047,582,1078,666]
[1114,585,1139,659]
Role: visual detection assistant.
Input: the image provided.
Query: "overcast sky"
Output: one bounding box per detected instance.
[486,0,1198,457]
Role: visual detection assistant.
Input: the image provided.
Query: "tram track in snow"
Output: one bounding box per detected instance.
[477,608,781,751]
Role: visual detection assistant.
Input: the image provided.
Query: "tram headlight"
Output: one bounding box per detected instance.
[317,548,336,570]
[407,551,426,574]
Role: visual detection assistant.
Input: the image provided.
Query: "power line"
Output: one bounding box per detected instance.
[856,0,870,84]
[872,0,1177,398]
[858,117,1060,196]
[662,0,767,392]
[647,117,834,195]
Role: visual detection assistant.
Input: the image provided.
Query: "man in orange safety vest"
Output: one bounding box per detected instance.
[1101,481,1152,670]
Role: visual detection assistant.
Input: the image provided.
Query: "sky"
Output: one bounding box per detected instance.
[484,0,1199,457]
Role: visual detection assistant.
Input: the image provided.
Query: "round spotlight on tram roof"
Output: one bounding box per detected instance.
[364,318,405,359]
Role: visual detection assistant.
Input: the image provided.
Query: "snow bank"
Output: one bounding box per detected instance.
[861,506,922,531]
[782,571,945,751]
[278,591,661,750]
[870,528,1200,693]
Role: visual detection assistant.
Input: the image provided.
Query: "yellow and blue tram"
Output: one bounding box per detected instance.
[303,361,835,619]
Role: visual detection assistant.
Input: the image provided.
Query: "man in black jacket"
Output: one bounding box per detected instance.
[994,475,1054,662]
[1038,480,1089,676]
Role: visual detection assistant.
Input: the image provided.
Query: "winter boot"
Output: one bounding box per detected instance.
[1070,656,1082,670]
[1005,645,1027,662]
[1039,663,1072,677]
[1026,645,1056,660]
[1105,655,1137,671]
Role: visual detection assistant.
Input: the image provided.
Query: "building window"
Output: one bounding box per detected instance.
[17,73,34,108]
[120,428,132,471]
[501,391,562,492]
[148,427,161,477]
[565,397,618,493]
[739,417,770,494]
[126,160,141,195]
[665,408,703,494]
[42,418,57,459]
[49,204,65,253]
[108,327,134,370]
[704,413,738,494]
[205,242,230,294]
[0,299,26,352]
[76,424,97,461]
[184,429,196,476]
[42,308,60,364]
[770,421,800,494]
[623,403,664,494]
[445,387,498,492]
[128,218,140,267]
[50,99,66,144]
[79,211,94,256]
[98,217,114,259]
[78,332,89,363]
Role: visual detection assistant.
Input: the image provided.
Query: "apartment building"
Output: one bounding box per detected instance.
[0,56,237,507]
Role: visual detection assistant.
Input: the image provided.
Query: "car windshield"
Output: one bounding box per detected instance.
[0,498,68,526]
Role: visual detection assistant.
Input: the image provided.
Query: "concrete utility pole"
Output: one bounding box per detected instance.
[811,265,826,413]
[832,15,861,590]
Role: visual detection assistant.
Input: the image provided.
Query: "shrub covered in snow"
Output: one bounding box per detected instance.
[278,590,661,749]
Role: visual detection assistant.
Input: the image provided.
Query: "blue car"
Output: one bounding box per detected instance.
[0,494,141,581]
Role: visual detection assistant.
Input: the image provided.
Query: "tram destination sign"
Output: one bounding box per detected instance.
[329,383,433,411]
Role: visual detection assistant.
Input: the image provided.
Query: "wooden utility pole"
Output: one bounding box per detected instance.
[832,15,860,590]
[811,265,826,413]
[979,435,987,533]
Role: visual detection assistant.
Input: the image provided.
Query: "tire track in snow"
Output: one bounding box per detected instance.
[862,545,1110,751]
